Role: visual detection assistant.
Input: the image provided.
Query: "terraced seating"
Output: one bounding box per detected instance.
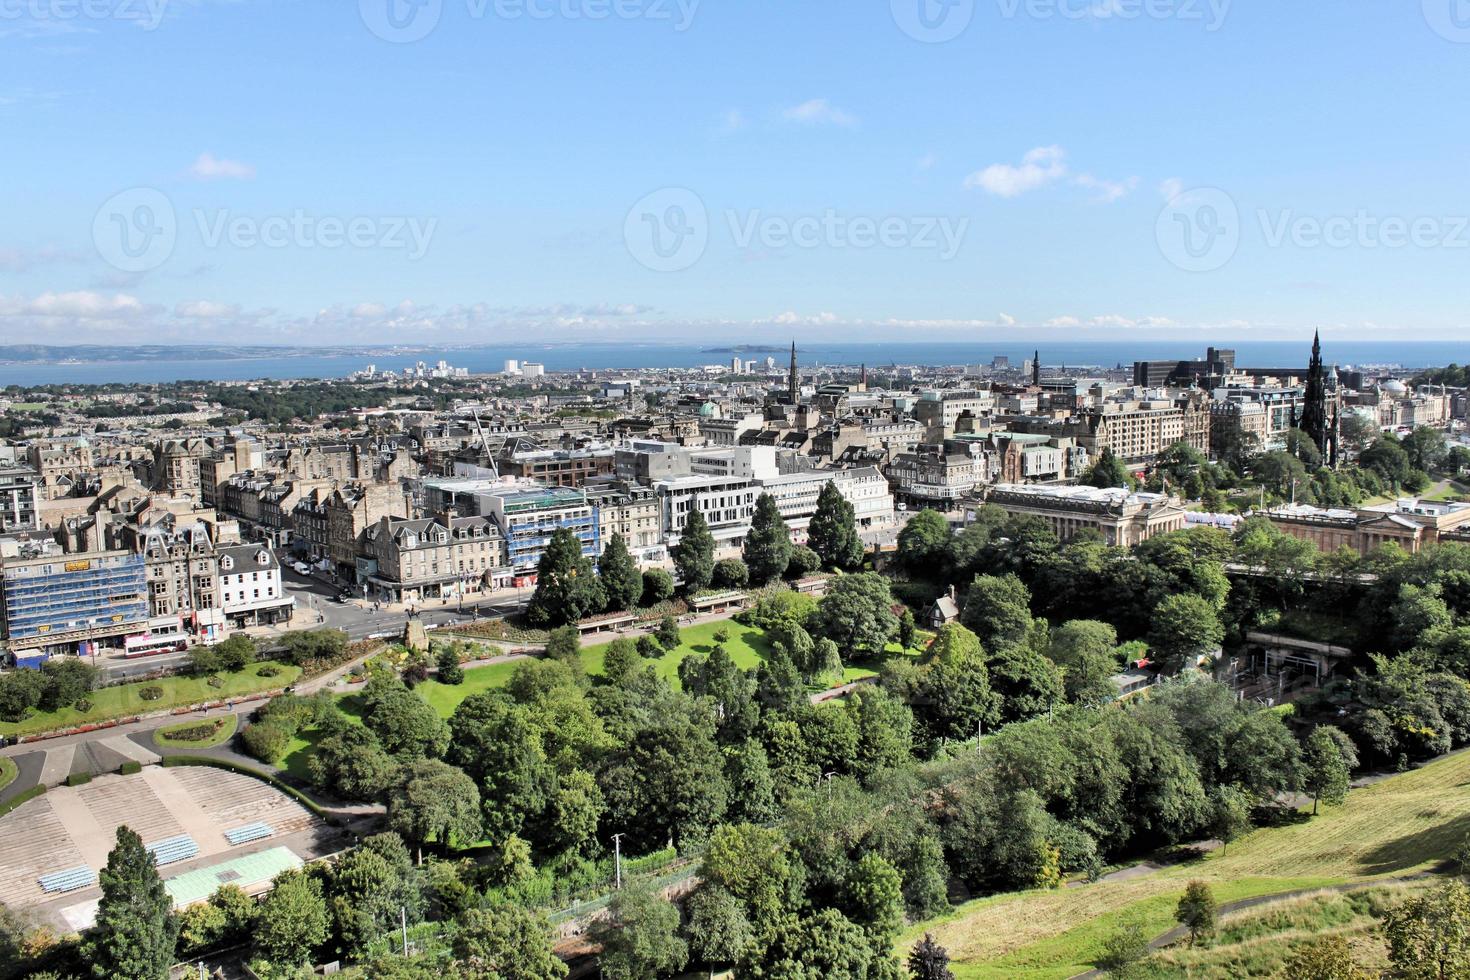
[223,822,274,846]
[145,835,199,866]
[37,865,95,894]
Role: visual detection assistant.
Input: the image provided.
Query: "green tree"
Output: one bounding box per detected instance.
[655,615,682,650]
[897,510,951,577]
[599,534,644,612]
[1207,784,1252,854]
[714,557,750,589]
[87,826,180,980]
[1384,879,1470,980]
[309,721,399,800]
[759,909,875,979]
[256,869,329,967]
[686,885,752,974]
[844,852,905,946]
[330,846,408,956]
[961,574,1034,651]
[898,608,917,651]
[1148,593,1223,674]
[1174,880,1217,946]
[186,644,221,679]
[811,573,899,654]
[1049,620,1121,707]
[447,694,553,843]
[808,481,864,571]
[599,700,730,850]
[642,568,675,606]
[700,823,794,940]
[527,526,606,627]
[1303,725,1352,815]
[453,904,568,980]
[214,634,257,672]
[908,933,955,980]
[603,638,640,684]
[674,509,717,593]
[363,683,450,758]
[1083,448,1132,489]
[436,646,465,685]
[544,625,582,669]
[745,493,793,585]
[388,759,484,863]
[1096,923,1150,978]
[594,884,689,980]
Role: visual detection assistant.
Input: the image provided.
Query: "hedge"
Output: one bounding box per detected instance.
[160,755,332,822]
[0,783,45,818]
[120,760,142,775]
[66,772,91,787]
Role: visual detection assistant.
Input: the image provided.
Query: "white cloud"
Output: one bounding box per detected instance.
[1044,315,1081,328]
[998,313,1017,327]
[174,300,240,319]
[188,152,256,181]
[719,109,747,133]
[1,290,146,318]
[964,146,1068,198]
[783,99,858,128]
[916,153,937,172]
[1159,177,1186,202]
[1074,173,1140,204]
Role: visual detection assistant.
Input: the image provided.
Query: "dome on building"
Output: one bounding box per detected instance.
[1383,379,1408,395]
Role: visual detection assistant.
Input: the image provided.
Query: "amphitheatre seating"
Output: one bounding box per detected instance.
[223,822,274,846]
[37,865,95,894]
[145,835,199,867]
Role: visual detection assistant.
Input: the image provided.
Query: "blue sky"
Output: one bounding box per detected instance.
[2,0,1469,347]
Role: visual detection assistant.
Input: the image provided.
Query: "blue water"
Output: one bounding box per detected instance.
[0,340,1465,386]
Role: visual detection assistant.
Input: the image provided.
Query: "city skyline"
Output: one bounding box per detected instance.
[3,3,1470,346]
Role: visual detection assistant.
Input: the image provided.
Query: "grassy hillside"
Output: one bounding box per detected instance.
[902,750,1470,979]
[1136,884,1415,978]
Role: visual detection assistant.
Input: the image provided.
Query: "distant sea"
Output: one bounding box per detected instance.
[0,340,1466,386]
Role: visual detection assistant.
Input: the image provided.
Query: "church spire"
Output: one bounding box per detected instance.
[788,341,799,405]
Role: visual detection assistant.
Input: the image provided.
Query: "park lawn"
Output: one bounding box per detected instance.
[153,713,239,749]
[0,661,302,739]
[0,755,16,791]
[581,620,775,688]
[902,749,1470,979]
[415,661,524,717]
